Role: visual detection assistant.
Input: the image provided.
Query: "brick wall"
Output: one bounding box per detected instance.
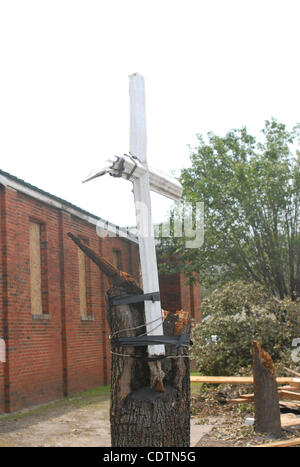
[0,181,201,413]
[0,186,7,413]
[2,187,65,412]
[159,270,201,320]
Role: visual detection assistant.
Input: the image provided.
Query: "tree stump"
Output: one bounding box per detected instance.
[107,288,191,447]
[66,234,191,447]
[252,340,281,437]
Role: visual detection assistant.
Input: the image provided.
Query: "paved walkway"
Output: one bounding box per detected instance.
[0,396,212,447]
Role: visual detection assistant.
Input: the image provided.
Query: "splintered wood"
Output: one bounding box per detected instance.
[108,304,191,447]
[252,341,281,437]
[68,230,191,447]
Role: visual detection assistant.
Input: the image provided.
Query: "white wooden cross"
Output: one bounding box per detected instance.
[84,73,182,357]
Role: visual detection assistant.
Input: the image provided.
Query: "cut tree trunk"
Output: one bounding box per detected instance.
[67,233,191,447]
[252,340,281,437]
[107,288,191,447]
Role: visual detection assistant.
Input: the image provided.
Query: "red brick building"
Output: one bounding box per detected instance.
[0,170,201,414]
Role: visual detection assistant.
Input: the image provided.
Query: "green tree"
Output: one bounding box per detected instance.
[191,281,300,376]
[158,119,300,300]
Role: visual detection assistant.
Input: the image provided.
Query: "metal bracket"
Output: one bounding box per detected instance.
[109,157,125,178]
[110,291,160,307]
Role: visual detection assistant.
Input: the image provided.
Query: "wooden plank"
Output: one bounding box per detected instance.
[229,397,254,403]
[229,396,300,405]
[284,367,300,378]
[280,385,300,392]
[290,380,300,389]
[279,390,300,402]
[280,400,300,410]
[281,418,300,428]
[191,376,253,384]
[190,376,298,385]
[240,393,254,399]
[281,413,297,423]
[255,437,300,448]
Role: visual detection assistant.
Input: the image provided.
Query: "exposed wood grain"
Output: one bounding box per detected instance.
[190,376,297,385]
[253,340,281,437]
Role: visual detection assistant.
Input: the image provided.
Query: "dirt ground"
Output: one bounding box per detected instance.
[0,384,299,447]
[0,387,209,447]
[191,384,300,447]
[0,388,111,447]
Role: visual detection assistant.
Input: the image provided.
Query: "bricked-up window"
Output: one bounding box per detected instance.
[29,221,48,315]
[112,249,123,270]
[78,238,92,318]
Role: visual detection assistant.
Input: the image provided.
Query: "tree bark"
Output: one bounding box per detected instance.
[107,288,191,447]
[252,340,281,437]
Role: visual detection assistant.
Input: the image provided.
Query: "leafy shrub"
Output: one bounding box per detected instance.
[191,281,300,376]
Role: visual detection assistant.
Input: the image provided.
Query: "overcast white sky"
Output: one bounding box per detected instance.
[1,0,300,227]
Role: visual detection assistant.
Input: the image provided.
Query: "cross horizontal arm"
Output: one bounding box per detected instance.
[83,154,183,201]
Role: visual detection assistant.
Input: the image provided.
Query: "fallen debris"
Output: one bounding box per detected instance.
[191,386,300,447]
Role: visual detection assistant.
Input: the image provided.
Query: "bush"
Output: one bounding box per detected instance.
[191,281,300,376]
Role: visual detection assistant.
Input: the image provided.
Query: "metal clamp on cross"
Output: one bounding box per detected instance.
[83,73,183,357]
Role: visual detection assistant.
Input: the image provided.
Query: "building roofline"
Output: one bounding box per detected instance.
[0,168,138,244]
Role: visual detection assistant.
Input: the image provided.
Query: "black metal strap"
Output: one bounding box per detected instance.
[111,292,160,307]
[110,334,190,349]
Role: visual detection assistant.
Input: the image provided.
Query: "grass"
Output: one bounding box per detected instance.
[0,385,110,422]
[190,371,205,395]
[0,373,204,422]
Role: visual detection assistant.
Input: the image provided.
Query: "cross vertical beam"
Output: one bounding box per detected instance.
[129,73,165,357]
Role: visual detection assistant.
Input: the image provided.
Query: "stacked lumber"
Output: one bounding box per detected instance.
[279,400,300,412]
[190,375,300,405]
[279,390,300,402]
[190,376,300,386]
[230,388,300,405]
